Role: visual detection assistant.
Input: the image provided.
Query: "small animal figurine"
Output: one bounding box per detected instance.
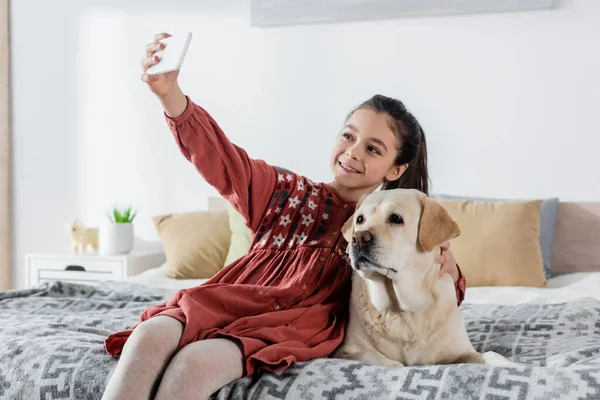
[68,220,99,254]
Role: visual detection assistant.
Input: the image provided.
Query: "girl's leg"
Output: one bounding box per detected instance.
[102,316,184,400]
[154,338,244,400]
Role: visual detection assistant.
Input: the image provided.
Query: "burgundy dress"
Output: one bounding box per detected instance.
[104,97,467,377]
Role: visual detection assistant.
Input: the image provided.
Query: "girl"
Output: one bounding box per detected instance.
[102,32,466,400]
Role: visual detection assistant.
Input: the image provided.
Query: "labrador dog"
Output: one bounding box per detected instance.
[332,189,515,368]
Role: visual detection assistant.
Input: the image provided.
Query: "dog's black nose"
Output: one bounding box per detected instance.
[353,230,373,247]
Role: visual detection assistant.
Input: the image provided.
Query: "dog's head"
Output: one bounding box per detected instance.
[342,189,460,280]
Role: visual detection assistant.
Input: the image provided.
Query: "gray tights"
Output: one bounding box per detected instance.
[101,316,244,400]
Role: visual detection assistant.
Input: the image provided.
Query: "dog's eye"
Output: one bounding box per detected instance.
[388,214,404,224]
[356,215,364,225]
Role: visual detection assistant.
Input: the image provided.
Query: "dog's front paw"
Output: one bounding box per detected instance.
[482,351,519,367]
[339,350,404,368]
[362,353,404,368]
[381,359,404,369]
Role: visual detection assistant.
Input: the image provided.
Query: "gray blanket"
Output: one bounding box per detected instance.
[1,281,599,399]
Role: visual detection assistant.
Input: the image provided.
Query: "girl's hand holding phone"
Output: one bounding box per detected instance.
[141,32,188,118]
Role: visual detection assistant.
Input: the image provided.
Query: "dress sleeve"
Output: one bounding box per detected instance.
[455,263,466,306]
[165,96,276,231]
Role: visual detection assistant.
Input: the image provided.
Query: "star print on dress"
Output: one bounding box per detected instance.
[266,209,272,216]
[309,240,318,245]
[297,181,305,191]
[275,207,282,214]
[302,214,315,226]
[279,214,292,227]
[278,174,284,182]
[286,174,293,182]
[288,235,295,248]
[298,232,307,243]
[288,196,301,209]
[322,213,329,220]
[308,200,317,211]
[312,188,320,197]
[273,234,284,247]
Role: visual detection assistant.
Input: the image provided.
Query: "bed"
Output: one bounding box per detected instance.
[1,200,600,399]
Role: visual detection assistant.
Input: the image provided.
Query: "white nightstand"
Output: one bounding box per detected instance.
[26,249,166,287]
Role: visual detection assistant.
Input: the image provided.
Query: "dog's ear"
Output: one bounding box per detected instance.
[418,197,460,252]
[342,216,354,243]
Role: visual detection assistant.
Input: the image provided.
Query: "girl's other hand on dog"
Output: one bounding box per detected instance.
[438,241,459,283]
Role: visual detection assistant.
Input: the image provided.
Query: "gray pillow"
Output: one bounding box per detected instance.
[430,193,560,278]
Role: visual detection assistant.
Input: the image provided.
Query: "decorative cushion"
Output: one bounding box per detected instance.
[435,198,547,288]
[431,193,559,277]
[152,210,231,279]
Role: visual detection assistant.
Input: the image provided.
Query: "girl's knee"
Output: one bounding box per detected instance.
[179,339,243,372]
[170,344,212,372]
[159,339,244,397]
[172,339,243,385]
[128,316,183,355]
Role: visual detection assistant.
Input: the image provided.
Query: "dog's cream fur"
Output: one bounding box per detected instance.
[332,189,516,368]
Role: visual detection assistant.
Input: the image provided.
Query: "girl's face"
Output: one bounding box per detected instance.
[330,108,405,192]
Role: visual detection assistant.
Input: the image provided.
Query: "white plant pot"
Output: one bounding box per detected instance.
[100,222,134,255]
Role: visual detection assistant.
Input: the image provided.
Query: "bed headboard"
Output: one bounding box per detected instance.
[208,196,600,273]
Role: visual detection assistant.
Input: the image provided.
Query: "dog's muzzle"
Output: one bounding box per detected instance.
[349,230,397,275]
[353,230,374,249]
[351,230,375,270]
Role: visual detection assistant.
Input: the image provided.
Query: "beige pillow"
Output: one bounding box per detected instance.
[435,199,547,288]
[152,210,231,279]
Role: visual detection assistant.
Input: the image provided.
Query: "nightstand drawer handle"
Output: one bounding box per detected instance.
[65,265,86,272]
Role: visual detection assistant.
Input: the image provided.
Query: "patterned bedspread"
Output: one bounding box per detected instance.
[1,280,599,399]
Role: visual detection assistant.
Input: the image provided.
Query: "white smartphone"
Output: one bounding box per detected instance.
[146,31,193,75]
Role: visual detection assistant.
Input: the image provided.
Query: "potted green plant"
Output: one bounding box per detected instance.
[99,206,138,255]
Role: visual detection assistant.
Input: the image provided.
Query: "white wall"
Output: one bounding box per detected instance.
[10,0,600,289]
